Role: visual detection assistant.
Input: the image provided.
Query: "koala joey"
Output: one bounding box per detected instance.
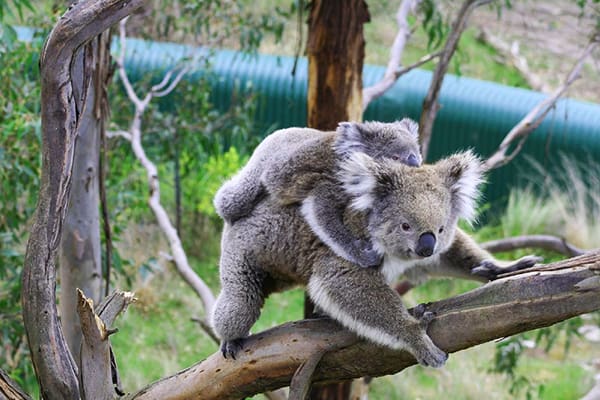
[213,119,422,268]
[211,150,541,367]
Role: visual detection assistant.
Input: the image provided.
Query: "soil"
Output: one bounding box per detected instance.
[474,0,599,103]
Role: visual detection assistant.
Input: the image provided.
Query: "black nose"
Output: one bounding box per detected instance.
[416,232,436,257]
[406,153,420,167]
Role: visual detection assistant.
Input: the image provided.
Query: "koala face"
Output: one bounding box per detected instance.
[339,150,483,261]
[335,119,423,167]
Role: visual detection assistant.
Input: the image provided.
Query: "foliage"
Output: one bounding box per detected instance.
[0,12,44,394]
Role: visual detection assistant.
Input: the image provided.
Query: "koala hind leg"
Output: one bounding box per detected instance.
[211,253,267,359]
[308,260,448,368]
[301,181,383,268]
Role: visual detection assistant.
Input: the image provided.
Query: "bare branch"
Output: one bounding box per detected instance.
[362,0,420,110]
[289,350,326,400]
[106,130,133,141]
[483,33,600,171]
[127,251,600,400]
[482,234,586,257]
[419,0,494,159]
[114,21,216,314]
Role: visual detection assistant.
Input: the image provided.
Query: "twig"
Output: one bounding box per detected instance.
[191,317,220,344]
[482,234,586,257]
[289,350,326,400]
[419,0,494,160]
[483,32,600,171]
[114,18,216,313]
[362,0,421,110]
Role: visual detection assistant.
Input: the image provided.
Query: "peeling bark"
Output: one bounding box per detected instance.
[126,251,600,400]
[0,369,32,400]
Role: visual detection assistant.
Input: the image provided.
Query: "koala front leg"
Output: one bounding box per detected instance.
[308,260,448,367]
[436,228,542,282]
[211,251,267,359]
[301,181,383,268]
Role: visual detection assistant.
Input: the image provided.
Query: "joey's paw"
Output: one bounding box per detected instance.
[471,260,501,280]
[418,311,436,329]
[220,338,245,359]
[354,240,383,268]
[512,255,543,270]
[415,344,448,368]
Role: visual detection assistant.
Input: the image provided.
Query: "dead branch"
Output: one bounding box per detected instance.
[126,251,600,400]
[0,368,32,400]
[482,234,586,257]
[419,0,494,159]
[483,32,600,171]
[114,18,216,313]
[362,0,420,110]
[21,1,145,399]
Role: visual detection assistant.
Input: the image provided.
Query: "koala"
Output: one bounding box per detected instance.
[213,119,422,268]
[211,150,540,367]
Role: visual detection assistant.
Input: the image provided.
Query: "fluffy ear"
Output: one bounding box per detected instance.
[396,118,419,139]
[334,121,366,156]
[436,150,484,223]
[337,152,378,211]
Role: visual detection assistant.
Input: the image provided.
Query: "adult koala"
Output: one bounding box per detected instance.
[211,150,539,367]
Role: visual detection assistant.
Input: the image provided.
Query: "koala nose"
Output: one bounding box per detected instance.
[416,232,436,257]
[406,153,420,167]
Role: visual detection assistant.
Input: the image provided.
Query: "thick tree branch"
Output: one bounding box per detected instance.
[127,251,600,400]
[483,32,599,171]
[419,0,494,159]
[482,234,586,257]
[114,19,216,313]
[21,1,145,399]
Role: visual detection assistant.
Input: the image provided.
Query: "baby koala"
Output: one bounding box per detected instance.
[213,119,422,268]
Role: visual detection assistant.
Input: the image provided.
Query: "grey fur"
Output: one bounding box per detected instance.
[213,119,422,268]
[211,151,540,367]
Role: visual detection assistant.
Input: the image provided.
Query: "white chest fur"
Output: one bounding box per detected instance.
[380,254,439,284]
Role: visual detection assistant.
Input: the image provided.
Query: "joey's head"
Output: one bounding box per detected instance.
[339,150,483,260]
[334,119,422,167]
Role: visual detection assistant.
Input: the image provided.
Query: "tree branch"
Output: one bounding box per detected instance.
[21,1,144,399]
[419,0,494,159]
[483,31,600,171]
[126,251,600,400]
[362,0,420,110]
[114,19,216,314]
[482,234,586,257]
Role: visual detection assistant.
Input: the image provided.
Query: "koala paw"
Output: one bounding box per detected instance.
[353,239,383,268]
[472,255,543,280]
[220,338,245,360]
[414,342,448,368]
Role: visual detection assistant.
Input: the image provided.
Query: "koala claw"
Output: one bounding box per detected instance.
[472,255,543,280]
[220,338,245,359]
[354,239,384,268]
[415,345,448,368]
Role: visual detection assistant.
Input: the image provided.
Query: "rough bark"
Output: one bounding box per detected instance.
[59,30,112,363]
[306,0,370,128]
[126,251,600,400]
[0,369,32,400]
[21,1,145,399]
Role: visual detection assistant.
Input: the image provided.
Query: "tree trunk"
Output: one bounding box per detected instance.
[306,1,370,398]
[306,0,369,128]
[59,30,111,363]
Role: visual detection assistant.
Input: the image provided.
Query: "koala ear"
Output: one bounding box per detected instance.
[436,150,484,223]
[338,152,378,211]
[397,118,419,139]
[334,121,367,156]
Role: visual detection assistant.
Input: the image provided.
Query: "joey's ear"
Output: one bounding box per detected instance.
[338,152,378,211]
[335,121,366,156]
[436,150,484,223]
[397,118,419,139]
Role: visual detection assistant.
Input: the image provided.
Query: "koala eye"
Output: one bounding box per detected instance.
[438,226,444,234]
[401,223,411,232]
[391,155,400,161]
